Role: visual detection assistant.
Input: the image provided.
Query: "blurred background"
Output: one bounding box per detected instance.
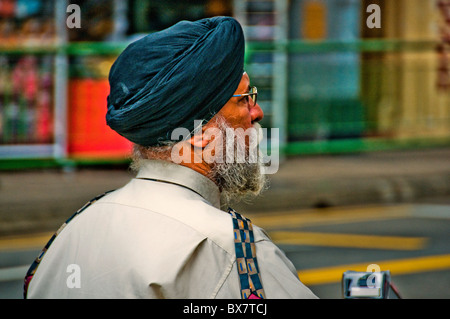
[0,0,449,299]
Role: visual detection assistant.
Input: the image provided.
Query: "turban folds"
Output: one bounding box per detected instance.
[106,16,245,146]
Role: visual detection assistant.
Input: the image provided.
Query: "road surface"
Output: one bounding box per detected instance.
[1,200,449,299]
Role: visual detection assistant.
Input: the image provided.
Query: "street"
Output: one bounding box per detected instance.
[0,198,449,299]
[247,197,450,299]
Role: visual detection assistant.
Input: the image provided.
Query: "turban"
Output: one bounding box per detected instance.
[106,16,245,146]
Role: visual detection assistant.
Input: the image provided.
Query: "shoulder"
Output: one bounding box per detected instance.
[93,178,236,255]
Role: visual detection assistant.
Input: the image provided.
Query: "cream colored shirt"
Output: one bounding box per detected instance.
[27,160,317,299]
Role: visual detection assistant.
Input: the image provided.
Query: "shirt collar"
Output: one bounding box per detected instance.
[136,160,221,209]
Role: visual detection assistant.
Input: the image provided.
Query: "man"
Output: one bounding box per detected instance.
[24,16,317,299]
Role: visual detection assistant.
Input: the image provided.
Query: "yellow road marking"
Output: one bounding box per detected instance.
[269,231,427,250]
[298,254,450,286]
[0,232,52,251]
[247,204,412,230]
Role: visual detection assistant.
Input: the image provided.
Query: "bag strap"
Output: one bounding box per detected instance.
[23,190,114,298]
[228,208,266,299]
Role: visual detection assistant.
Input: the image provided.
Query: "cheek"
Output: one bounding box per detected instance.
[228,108,252,129]
[217,101,253,129]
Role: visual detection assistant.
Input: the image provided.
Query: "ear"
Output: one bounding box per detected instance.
[187,130,210,148]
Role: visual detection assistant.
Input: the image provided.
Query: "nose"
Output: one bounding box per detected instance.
[250,102,264,123]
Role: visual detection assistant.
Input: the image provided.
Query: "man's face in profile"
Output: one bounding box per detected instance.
[201,72,267,203]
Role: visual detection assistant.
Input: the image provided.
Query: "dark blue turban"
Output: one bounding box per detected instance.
[106,16,245,146]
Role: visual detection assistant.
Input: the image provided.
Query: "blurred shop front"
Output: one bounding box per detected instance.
[0,0,123,164]
[0,0,57,163]
[0,0,449,169]
[242,0,449,154]
[0,0,232,168]
[65,1,128,160]
[66,0,233,160]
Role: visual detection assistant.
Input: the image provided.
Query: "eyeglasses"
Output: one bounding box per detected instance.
[232,86,257,106]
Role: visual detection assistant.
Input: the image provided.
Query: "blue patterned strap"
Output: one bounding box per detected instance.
[228,208,266,299]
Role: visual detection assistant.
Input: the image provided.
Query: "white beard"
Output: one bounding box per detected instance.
[207,116,268,205]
